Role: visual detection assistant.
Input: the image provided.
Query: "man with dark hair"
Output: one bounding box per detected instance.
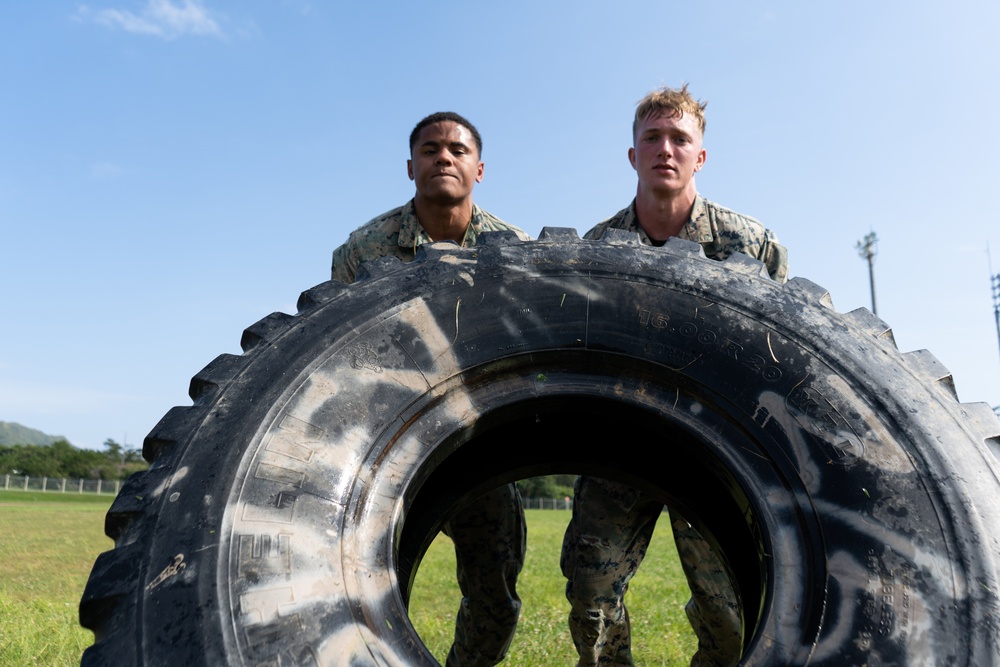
[331,111,532,667]
[332,111,528,282]
[561,85,788,667]
[409,111,483,156]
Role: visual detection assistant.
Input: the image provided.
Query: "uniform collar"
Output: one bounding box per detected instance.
[625,194,714,244]
[398,199,482,250]
[685,194,716,243]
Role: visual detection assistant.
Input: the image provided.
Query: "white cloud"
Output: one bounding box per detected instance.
[81,0,223,39]
[281,0,312,16]
[89,161,123,179]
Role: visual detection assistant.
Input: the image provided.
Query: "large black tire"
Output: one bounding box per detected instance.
[80,229,1000,666]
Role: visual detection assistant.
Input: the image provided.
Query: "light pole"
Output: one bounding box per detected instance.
[991,248,1000,417]
[856,231,878,315]
[992,272,1000,361]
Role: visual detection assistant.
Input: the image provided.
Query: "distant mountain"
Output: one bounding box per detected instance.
[0,421,67,446]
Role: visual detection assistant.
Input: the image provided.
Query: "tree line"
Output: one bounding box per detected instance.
[0,439,148,481]
[516,474,576,499]
[0,439,577,494]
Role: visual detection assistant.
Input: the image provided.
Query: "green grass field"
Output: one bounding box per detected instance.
[410,510,696,666]
[0,491,693,666]
[0,491,114,666]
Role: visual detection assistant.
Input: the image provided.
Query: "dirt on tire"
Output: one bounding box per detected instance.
[80,229,1000,666]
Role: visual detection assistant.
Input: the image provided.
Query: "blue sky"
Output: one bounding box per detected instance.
[2,0,999,450]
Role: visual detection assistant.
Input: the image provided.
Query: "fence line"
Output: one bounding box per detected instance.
[520,496,573,510]
[0,479,576,505]
[2,475,121,496]
[2,478,584,508]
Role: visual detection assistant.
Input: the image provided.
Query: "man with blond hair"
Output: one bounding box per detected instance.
[560,85,788,667]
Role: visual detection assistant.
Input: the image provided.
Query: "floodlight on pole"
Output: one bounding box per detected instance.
[856,231,878,315]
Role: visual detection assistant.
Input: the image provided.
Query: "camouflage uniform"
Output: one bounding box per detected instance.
[583,196,787,282]
[562,196,788,667]
[331,199,531,667]
[331,199,532,283]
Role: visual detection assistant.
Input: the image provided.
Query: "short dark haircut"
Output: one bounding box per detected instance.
[409,111,483,157]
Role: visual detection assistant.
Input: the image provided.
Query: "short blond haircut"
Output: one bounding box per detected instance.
[633,84,707,141]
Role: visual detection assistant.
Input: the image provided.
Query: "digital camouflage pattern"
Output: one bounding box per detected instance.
[442,486,527,667]
[584,195,788,283]
[671,513,743,667]
[565,197,788,667]
[331,199,532,284]
[331,201,532,667]
[560,477,663,667]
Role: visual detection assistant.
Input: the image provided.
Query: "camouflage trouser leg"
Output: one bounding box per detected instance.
[561,476,662,667]
[562,478,742,667]
[669,510,742,667]
[442,483,526,667]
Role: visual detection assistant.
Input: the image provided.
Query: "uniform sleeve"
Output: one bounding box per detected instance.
[760,230,789,283]
[330,237,360,285]
[582,221,609,241]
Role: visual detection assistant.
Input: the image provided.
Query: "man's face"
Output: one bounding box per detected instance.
[407,121,484,204]
[629,111,706,196]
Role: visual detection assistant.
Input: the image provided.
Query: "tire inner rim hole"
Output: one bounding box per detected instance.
[396,393,768,656]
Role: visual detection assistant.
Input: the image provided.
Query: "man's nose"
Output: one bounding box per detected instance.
[436,150,454,164]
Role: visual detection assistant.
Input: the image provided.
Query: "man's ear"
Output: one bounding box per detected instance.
[476,161,484,183]
[407,159,414,180]
[694,148,707,172]
[628,147,637,171]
